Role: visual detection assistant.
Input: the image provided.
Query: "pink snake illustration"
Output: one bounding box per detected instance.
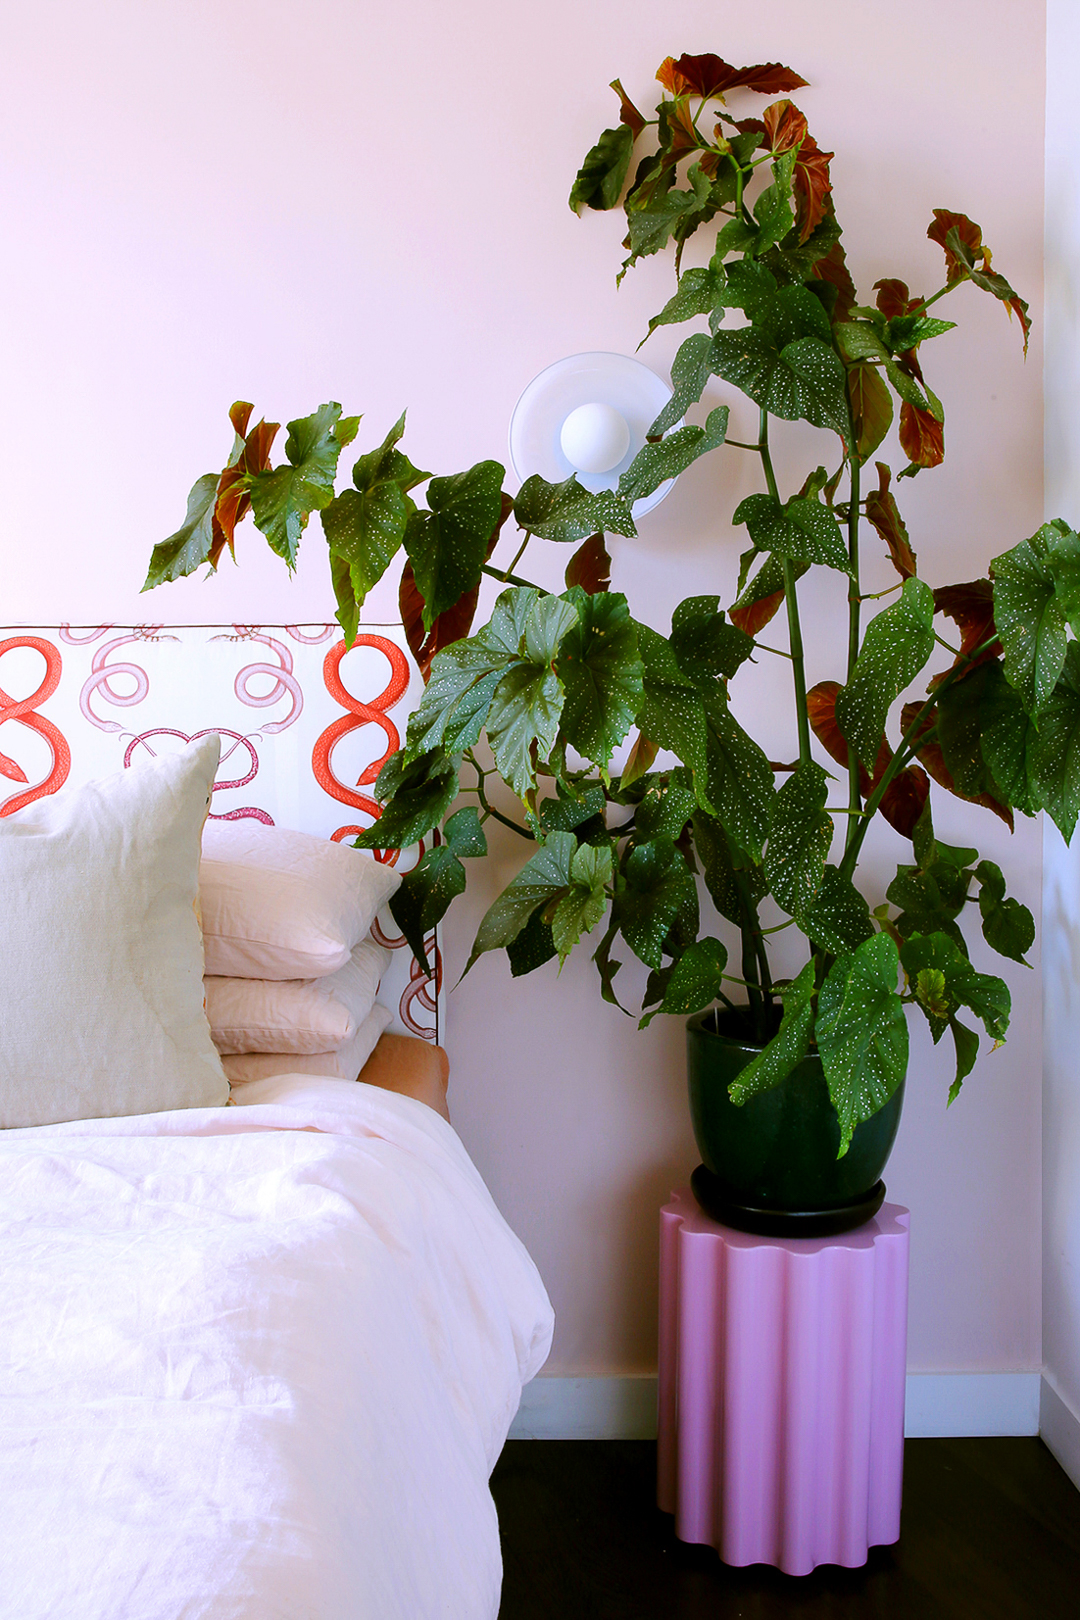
[123,727,273,824]
[215,626,305,734]
[0,636,71,816]
[59,624,175,732]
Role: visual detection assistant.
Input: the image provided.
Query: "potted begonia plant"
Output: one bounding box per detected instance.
[146,51,1074,1234]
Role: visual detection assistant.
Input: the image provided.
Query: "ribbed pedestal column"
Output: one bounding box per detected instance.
[657,1189,909,1576]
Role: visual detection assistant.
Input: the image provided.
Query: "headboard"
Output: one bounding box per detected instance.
[0,624,439,1042]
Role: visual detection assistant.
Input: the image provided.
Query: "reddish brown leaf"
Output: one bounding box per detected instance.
[899,402,944,469]
[812,239,858,324]
[877,765,930,839]
[927,209,986,284]
[873,279,912,321]
[848,365,893,464]
[792,133,833,243]
[729,587,784,637]
[400,492,513,681]
[762,98,807,154]
[900,701,1014,831]
[229,400,254,439]
[564,533,611,594]
[656,54,808,100]
[610,77,647,140]
[929,580,1001,689]
[620,731,659,790]
[665,97,702,158]
[865,462,917,579]
[729,116,766,137]
[807,681,861,777]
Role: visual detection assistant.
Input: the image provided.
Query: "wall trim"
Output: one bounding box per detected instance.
[1040,1374,1080,1489]
[509,1372,1043,1441]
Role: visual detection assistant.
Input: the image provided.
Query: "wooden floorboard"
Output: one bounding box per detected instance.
[491,1437,1080,1619]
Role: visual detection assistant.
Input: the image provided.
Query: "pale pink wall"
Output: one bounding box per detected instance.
[0,1,1045,1373]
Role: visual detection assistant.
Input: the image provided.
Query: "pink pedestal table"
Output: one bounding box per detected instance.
[657,1188,910,1576]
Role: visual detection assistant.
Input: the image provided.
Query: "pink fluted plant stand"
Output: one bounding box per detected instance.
[657,1189,910,1576]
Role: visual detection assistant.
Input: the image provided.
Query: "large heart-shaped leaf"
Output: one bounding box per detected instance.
[513,474,637,544]
[248,402,348,567]
[143,472,220,590]
[1028,643,1080,839]
[552,843,613,964]
[638,936,729,1028]
[557,589,644,767]
[614,836,698,970]
[835,578,935,769]
[466,832,577,972]
[702,692,776,862]
[728,959,816,1103]
[405,460,506,628]
[617,407,728,504]
[709,327,849,438]
[352,748,460,851]
[992,529,1069,715]
[734,491,850,573]
[764,762,833,920]
[816,933,908,1155]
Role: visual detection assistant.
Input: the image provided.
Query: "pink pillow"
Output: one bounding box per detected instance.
[205,938,391,1055]
[199,821,400,979]
[223,1003,392,1086]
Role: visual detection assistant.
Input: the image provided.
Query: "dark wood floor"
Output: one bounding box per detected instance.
[491,1438,1080,1619]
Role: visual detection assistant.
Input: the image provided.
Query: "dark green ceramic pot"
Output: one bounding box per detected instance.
[686,1008,905,1236]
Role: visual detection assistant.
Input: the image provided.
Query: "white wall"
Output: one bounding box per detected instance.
[0,1,1046,1383]
[1041,0,1080,1486]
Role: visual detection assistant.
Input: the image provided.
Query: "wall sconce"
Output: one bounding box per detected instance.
[508,351,681,519]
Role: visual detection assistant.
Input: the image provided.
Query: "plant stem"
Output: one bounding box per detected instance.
[467,752,535,841]
[758,410,811,767]
[481,562,545,593]
[845,453,862,851]
[499,533,532,582]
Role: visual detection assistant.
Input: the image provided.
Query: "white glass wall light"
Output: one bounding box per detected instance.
[508,351,683,519]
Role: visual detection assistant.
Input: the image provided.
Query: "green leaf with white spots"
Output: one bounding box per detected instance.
[1043,519,1080,636]
[835,578,935,769]
[569,124,635,213]
[692,812,767,924]
[487,663,564,801]
[552,842,613,963]
[973,860,1034,964]
[405,639,507,761]
[248,403,348,567]
[321,412,429,605]
[702,692,776,863]
[388,844,467,973]
[765,762,833,920]
[645,262,728,340]
[557,590,644,767]
[443,807,487,858]
[617,407,729,504]
[634,623,711,796]
[352,748,460,851]
[816,933,909,1156]
[1029,643,1080,840]
[649,332,715,435]
[900,931,1010,1048]
[639,937,729,1028]
[728,959,817,1103]
[669,596,754,682]
[513,474,637,544]
[637,770,698,841]
[992,529,1068,715]
[143,472,220,589]
[466,831,577,972]
[733,492,851,574]
[709,328,850,438]
[404,460,506,628]
[507,906,558,977]
[803,865,874,955]
[614,837,699,971]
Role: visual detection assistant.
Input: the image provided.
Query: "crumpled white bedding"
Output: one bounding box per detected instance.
[0,1075,554,1620]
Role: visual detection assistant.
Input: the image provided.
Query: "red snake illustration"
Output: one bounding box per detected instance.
[0,637,71,816]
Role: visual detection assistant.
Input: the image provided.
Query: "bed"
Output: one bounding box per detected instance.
[0,655,555,1619]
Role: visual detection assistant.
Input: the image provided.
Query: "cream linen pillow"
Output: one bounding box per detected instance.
[205,936,391,1054]
[222,1002,392,1085]
[0,735,229,1129]
[199,821,401,979]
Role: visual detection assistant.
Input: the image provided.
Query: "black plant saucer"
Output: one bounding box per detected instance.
[690,1165,887,1239]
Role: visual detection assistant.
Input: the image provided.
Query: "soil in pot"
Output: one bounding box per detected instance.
[686,1006,905,1238]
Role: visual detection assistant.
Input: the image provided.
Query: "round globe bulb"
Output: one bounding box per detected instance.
[559,402,631,475]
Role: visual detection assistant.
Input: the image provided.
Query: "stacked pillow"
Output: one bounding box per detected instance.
[198,821,401,1086]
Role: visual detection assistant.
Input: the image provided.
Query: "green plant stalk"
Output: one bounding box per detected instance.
[758,411,811,767]
[844,453,862,851]
[481,562,544,592]
[466,752,535,841]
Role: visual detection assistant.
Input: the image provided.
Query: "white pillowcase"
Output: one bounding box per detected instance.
[222,1002,392,1086]
[205,937,391,1055]
[199,820,401,980]
[0,736,229,1129]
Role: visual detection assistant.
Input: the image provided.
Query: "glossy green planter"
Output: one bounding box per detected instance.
[686,1008,905,1235]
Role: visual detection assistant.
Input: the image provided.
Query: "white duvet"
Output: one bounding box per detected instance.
[0,1076,554,1620]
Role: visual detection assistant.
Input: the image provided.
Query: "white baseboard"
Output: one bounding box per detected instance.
[1040,1374,1080,1489]
[509,1372,1043,1441]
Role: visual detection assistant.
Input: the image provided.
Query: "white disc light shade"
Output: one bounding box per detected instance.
[509,351,683,519]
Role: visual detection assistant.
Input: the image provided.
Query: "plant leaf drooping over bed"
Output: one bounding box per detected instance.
[146,49,1063,1155]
